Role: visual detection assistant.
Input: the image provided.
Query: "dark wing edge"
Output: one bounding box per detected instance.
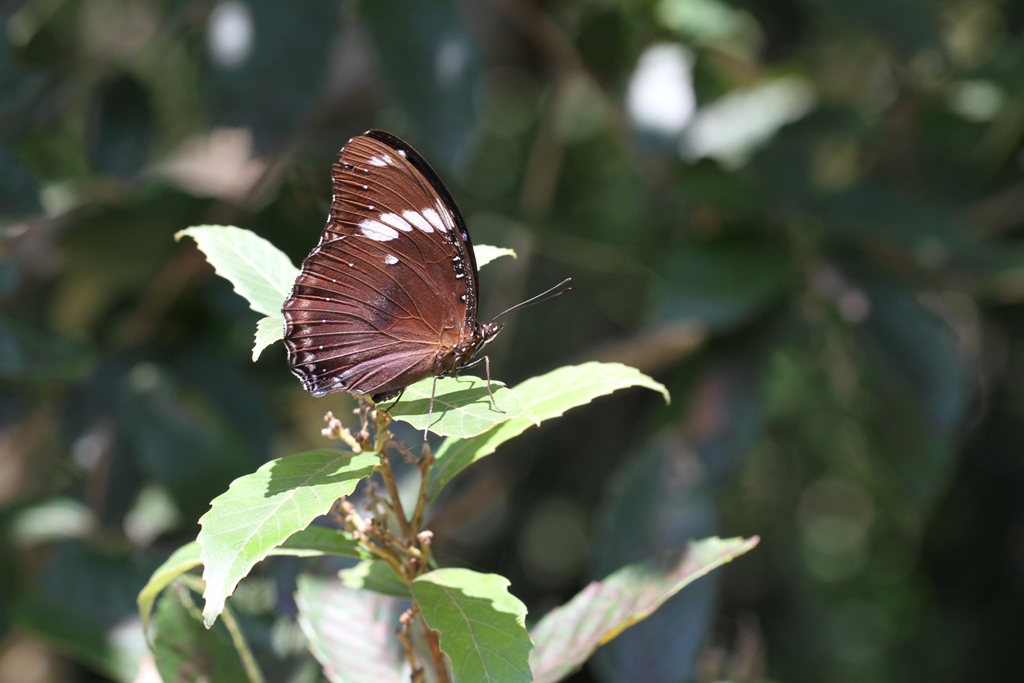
[362,129,481,301]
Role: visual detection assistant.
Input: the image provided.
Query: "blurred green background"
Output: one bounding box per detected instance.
[2,0,1024,681]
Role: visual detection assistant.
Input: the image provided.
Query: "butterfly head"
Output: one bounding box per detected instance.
[479,321,503,345]
[451,322,504,369]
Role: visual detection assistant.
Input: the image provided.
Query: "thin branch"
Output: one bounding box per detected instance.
[177,575,265,683]
[419,612,452,683]
[336,498,408,578]
[331,400,447,680]
[365,538,409,578]
[397,606,425,683]
[373,409,418,542]
[376,456,416,541]
[219,600,267,683]
[410,442,434,532]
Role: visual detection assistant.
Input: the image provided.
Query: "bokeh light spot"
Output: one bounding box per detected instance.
[208,1,254,69]
[626,43,695,136]
[947,80,1005,122]
[681,77,815,167]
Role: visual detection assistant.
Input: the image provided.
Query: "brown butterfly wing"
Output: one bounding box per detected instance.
[282,132,478,398]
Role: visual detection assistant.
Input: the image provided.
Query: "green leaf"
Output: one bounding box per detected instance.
[412,568,533,683]
[152,583,248,683]
[474,245,516,267]
[339,560,411,598]
[138,542,201,636]
[253,315,284,360]
[388,376,531,438]
[197,449,378,627]
[279,525,365,558]
[176,225,299,318]
[428,363,670,499]
[529,536,759,683]
[139,528,363,635]
[296,575,405,683]
[588,423,755,681]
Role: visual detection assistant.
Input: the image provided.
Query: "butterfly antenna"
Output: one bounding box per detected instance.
[490,277,572,322]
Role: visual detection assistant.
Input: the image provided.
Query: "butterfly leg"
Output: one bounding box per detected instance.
[482,356,506,414]
[455,356,484,386]
[423,376,438,441]
[458,356,485,371]
[378,388,405,412]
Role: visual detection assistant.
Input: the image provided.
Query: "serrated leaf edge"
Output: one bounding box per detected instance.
[197,451,377,627]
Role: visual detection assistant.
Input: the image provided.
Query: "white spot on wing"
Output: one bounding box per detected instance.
[359,219,399,241]
[368,156,387,167]
[384,254,398,265]
[398,149,407,158]
[435,200,454,232]
[380,213,413,232]
[403,210,433,233]
[422,207,446,232]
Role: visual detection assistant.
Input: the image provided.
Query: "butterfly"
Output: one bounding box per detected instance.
[282,130,568,411]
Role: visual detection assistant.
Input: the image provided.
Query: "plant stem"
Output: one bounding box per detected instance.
[349,401,447,681]
[373,410,417,543]
[220,602,266,683]
[365,538,408,576]
[419,612,451,683]
[178,575,265,683]
[174,580,205,623]
[335,498,408,577]
[397,606,425,683]
[410,444,434,532]
[377,457,416,539]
